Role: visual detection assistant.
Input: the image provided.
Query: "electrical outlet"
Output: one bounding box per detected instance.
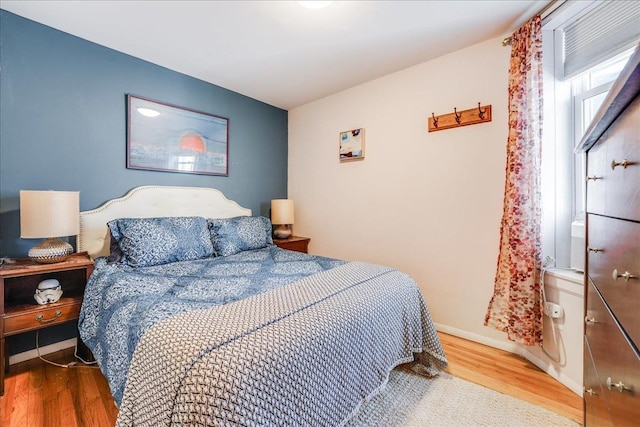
[544,302,564,319]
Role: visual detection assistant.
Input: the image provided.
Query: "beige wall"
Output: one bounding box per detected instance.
[289,37,510,341]
[288,36,583,395]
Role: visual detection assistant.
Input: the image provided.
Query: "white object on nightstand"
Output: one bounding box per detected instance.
[34,278,63,305]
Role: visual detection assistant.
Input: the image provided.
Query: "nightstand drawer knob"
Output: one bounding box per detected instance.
[35,310,62,324]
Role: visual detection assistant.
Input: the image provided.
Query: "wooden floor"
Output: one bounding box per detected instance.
[0,332,583,426]
[438,332,582,424]
[0,347,118,426]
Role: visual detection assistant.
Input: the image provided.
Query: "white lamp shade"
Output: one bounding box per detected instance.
[20,190,80,238]
[271,199,294,225]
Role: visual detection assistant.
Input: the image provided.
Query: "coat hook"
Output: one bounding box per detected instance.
[454,107,462,124]
[431,112,438,128]
[478,102,486,120]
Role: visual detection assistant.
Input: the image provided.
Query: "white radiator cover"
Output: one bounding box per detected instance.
[570,221,585,272]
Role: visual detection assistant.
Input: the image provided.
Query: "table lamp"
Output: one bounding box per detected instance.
[20,190,80,263]
[271,199,294,239]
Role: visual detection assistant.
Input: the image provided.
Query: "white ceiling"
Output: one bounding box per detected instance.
[0,0,549,110]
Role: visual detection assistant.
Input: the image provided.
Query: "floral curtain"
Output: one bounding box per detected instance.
[484,15,543,346]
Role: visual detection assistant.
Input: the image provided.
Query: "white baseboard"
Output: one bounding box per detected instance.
[434,323,582,396]
[9,337,77,365]
[434,323,522,353]
[520,347,583,396]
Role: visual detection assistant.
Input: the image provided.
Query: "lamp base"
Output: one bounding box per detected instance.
[273,224,292,239]
[28,238,73,264]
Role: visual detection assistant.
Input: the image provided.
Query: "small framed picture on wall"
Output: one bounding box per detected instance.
[339,128,365,162]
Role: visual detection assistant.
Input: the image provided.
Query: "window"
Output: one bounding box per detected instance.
[541,0,639,270]
[572,51,634,215]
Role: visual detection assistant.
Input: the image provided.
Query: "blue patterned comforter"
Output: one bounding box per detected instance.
[79,245,345,404]
[115,261,448,427]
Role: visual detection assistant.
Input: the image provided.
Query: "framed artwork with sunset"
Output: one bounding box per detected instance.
[126,94,229,176]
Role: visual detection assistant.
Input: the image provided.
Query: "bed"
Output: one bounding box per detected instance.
[77,185,447,426]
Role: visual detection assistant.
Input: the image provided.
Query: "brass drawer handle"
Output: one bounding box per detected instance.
[585,316,600,325]
[611,159,632,169]
[607,377,632,393]
[586,175,602,181]
[35,310,62,324]
[587,247,603,253]
[612,269,637,282]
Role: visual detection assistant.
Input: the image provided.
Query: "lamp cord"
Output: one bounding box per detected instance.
[35,331,98,368]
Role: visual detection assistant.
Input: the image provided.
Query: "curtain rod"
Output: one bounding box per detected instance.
[502,0,565,46]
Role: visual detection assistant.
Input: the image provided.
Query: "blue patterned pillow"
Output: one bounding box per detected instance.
[208,216,274,257]
[108,217,214,267]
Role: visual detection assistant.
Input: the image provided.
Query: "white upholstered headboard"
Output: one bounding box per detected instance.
[79,185,252,259]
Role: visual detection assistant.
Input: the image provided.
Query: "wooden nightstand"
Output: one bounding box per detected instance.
[0,252,93,395]
[273,236,310,253]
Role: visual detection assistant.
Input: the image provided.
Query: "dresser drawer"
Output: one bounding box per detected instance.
[3,301,81,336]
[587,214,640,345]
[584,339,614,427]
[586,281,640,427]
[586,97,640,222]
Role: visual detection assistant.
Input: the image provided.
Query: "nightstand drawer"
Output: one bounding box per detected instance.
[4,300,81,336]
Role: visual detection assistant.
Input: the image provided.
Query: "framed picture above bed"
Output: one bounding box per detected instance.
[339,128,365,162]
[126,94,229,176]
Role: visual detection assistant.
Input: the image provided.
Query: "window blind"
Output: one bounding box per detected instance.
[562,0,640,79]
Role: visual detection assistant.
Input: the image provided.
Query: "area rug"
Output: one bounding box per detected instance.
[345,368,579,427]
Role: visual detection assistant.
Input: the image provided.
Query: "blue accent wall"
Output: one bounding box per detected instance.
[0,10,288,257]
[0,10,288,353]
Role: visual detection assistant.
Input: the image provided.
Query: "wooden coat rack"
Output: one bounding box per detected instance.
[428,103,492,132]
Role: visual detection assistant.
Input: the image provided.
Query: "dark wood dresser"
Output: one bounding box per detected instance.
[577,46,640,426]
